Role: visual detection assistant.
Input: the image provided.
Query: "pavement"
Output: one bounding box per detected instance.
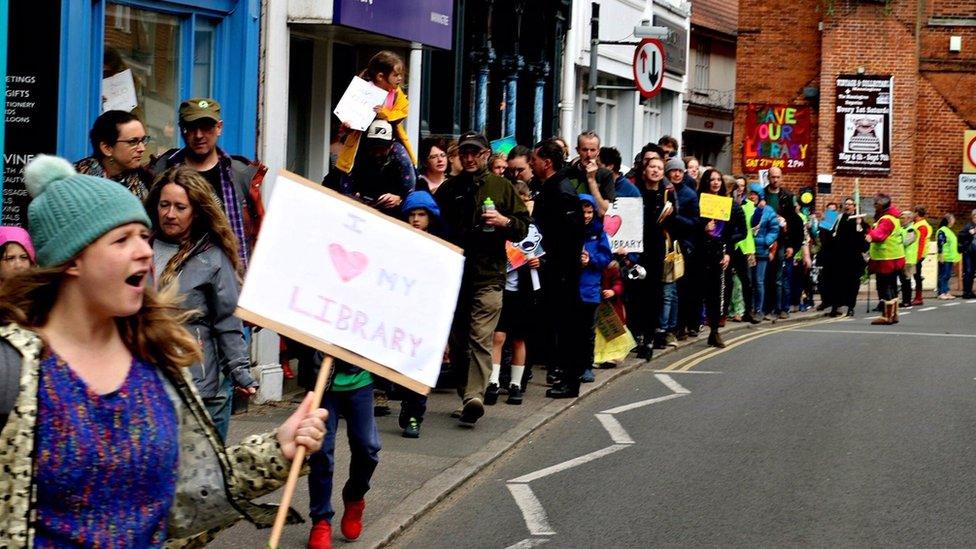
[391,297,976,548]
[208,308,826,548]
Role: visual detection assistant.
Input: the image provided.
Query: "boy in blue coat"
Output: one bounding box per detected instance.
[578,194,613,382]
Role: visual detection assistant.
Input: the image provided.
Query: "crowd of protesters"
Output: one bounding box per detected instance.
[2,49,975,548]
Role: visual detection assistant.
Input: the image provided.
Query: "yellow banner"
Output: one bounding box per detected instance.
[699,193,732,221]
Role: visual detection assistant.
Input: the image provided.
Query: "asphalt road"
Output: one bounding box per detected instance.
[392,299,976,548]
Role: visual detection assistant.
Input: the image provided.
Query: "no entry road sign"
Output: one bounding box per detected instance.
[633,39,665,99]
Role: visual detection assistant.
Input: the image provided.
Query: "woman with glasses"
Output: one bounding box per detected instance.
[75,110,153,200]
[416,136,450,195]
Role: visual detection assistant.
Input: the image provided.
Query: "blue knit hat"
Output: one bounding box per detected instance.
[401,191,441,219]
[748,183,765,200]
[24,155,151,267]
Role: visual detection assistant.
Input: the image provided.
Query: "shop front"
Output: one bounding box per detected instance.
[3,0,260,225]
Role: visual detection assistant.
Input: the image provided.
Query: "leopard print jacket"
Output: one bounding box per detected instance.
[0,324,307,547]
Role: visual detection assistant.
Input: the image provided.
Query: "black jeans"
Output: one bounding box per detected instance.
[876,272,899,301]
[731,249,753,316]
[678,248,702,331]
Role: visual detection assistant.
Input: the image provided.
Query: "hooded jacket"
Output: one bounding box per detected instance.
[751,202,782,259]
[579,194,613,304]
[153,235,257,398]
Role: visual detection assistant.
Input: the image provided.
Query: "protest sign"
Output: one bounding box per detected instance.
[699,193,732,221]
[236,170,465,394]
[604,197,644,253]
[101,69,137,113]
[743,104,813,173]
[506,224,545,272]
[594,301,627,340]
[333,76,389,131]
[820,209,839,232]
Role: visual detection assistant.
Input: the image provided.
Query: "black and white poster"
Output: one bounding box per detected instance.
[4,0,62,227]
[833,74,892,176]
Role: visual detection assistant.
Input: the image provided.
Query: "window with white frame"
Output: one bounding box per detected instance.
[641,94,661,149]
[694,38,710,92]
[577,78,618,147]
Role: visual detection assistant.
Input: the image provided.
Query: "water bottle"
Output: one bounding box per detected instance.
[482,197,496,232]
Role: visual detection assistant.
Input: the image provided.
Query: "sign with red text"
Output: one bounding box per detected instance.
[743,104,813,173]
[236,171,465,394]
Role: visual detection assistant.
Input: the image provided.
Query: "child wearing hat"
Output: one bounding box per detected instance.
[0,226,36,287]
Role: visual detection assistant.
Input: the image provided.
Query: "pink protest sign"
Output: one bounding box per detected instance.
[236,170,465,394]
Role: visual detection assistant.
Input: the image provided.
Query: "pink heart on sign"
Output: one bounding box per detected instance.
[329,243,369,282]
[604,214,623,237]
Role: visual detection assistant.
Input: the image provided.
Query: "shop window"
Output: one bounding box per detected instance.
[193,20,216,99]
[694,39,710,92]
[102,5,181,157]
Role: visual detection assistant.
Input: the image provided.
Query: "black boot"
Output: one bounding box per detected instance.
[636,343,654,361]
[707,329,726,348]
[546,383,580,399]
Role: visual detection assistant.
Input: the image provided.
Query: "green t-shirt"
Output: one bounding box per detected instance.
[331,369,373,392]
[765,189,780,213]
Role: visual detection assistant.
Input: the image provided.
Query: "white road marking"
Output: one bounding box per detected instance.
[919,306,937,311]
[595,414,635,444]
[651,370,724,374]
[599,393,685,415]
[506,484,556,536]
[968,300,976,304]
[508,444,629,484]
[793,329,976,338]
[899,312,910,316]
[944,302,960,307]
[506,537,551,549]
[655,373,691,394]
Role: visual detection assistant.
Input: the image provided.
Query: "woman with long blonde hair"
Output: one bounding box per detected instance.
[0,156,326,546]
[146,166,255,441]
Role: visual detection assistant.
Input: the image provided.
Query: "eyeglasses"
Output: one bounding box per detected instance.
[116,136,152,147]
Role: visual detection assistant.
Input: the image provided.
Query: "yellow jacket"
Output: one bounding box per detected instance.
[336,86,416,173]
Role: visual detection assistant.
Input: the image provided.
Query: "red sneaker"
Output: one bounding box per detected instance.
[307,519,332,549]
[340,499,366,540]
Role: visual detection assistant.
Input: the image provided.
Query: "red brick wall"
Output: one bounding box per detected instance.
[733,0,976,217]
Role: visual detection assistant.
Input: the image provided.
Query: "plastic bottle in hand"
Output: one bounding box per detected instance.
[483,197,496,232]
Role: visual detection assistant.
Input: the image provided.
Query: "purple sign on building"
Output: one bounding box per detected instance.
[333,0,454,50]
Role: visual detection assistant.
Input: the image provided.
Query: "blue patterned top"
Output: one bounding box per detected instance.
[33,352,179,547]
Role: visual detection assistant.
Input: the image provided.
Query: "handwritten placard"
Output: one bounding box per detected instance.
[700,193,732,221]
[604,197,644,253]
[332,76,389,131]
[236,171,465,394]
[101,69,138,113]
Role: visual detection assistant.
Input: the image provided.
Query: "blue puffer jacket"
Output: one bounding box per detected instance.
[752,203,781,259]
[579,194,613,304]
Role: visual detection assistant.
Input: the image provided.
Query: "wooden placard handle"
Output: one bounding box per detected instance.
[268,355,334,548]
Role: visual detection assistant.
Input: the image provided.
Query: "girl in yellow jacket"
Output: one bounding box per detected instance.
[336,51,417,189]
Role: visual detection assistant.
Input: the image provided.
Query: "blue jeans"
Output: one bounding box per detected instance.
[657,282,679,332]
[752,258,768,314]
[203,375,233,442]
[938,262,953,295]
[309,384,381,523]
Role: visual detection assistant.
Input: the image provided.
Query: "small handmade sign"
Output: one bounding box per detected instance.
[332,76,389,131]
[699,193,733,221]
[236,170,465,394]
[604,197,644,253]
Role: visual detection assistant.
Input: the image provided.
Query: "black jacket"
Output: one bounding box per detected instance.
[532,169,585,295]
[435,168,530,287]
[768,187,804,251]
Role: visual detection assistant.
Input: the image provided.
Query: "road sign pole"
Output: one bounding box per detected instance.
[586,2,599,132]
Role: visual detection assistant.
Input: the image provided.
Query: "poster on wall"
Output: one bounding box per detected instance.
[743,104,813,173]
[3,0,62,227]
[834,75,893,176]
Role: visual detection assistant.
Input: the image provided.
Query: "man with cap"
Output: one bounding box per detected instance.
[326,119,413,218]
[435,131,530,425]
[151,98,267,268]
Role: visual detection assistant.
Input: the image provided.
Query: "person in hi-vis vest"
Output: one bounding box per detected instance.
[864,194,906,325]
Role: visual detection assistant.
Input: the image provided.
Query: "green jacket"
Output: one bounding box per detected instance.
[435,168,530,287]
[0,324,306,547]
[736,200,757,254]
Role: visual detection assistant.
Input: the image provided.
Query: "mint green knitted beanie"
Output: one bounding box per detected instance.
[24,155,151,267]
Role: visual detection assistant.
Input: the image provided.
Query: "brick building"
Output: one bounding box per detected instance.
[733,0,976,218]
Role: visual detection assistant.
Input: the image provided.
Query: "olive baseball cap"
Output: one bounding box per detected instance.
[179,98,222,124]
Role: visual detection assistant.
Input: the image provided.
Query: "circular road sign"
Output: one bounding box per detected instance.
[633,39,665,98]
[967,133,976,170]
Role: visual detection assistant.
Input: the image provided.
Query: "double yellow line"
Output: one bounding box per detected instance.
[658,316,841,372]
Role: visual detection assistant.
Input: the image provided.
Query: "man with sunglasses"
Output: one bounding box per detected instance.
[152,97,266,268]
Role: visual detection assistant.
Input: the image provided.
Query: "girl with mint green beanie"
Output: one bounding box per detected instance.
[0,155,328,546]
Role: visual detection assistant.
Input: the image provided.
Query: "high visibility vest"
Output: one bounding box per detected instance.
[903,226,919,266]
[938,226,961,263]
[736,200,757,254]
[868,214,905,261]
[913,218,933,261]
